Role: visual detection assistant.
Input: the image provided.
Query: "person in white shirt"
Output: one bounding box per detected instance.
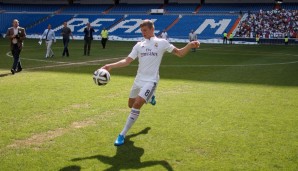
[189,30,197,52]
[100,19,200,146]
[160,30,168,40]
[40,24,56,58]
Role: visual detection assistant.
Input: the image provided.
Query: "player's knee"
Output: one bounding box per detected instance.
[132,99,145,109]
[128,98,135,108]
[132,102,142,109]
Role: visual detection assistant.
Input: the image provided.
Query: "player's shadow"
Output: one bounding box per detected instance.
[0,72,11,77]
[69,127,173,171]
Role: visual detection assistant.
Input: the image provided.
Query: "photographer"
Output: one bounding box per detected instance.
[5,19,26,74]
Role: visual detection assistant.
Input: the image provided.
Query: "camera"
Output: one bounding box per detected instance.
[15,34,20,39]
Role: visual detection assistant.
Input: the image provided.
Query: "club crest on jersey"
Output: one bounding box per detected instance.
[154,43,158,48]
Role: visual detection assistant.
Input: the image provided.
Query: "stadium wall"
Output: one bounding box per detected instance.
[283,0,298,2]
[121,0,163,4]
[121,0,200,4]
[169,0,201,3]
[0,0,116,4]
[205,0,273,3]
[79,0,114,4]
[0,0,68,4]
[205,0,298,3]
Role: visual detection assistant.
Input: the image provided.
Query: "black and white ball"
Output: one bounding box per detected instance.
[93,68,110,86]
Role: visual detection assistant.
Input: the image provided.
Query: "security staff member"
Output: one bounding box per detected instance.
[83,22,95,56]
[285,35,289,45]
[229,33,233,44]
[40,24,56,58]
[101,27,108,49]
[256,34,260,44]
[223,31,228,44]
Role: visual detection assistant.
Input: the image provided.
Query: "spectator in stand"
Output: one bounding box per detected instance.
[236,9,298,40]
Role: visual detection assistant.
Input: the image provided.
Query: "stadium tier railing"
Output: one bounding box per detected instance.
[233,37,298,45]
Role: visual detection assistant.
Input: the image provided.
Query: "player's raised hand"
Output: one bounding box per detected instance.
[190,41,200,49]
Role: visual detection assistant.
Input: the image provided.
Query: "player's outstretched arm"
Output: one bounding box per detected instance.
[101,57,134,72]
[172,41,200,58]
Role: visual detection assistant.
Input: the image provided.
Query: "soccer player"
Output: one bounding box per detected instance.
[39,24,56,58]
[100,19,200,146]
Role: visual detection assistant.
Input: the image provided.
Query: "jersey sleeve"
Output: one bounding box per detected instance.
[163,40,175,53]
[128,42,140,60]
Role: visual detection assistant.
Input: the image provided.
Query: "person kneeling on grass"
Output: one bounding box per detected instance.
[100,19,200,146]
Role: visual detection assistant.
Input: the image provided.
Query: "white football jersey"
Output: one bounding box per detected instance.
[128,36,175,82]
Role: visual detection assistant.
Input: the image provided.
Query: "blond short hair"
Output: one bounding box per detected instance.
[140,19,154,29]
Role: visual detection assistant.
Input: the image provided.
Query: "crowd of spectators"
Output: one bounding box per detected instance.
[236,8,298,39]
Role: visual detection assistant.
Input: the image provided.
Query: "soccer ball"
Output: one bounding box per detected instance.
[93,68,110,86]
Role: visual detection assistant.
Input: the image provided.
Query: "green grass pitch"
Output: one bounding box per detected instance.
[0,38,297,171]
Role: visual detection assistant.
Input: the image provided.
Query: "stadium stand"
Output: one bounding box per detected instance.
[26,14,74,35]
[280,3,298,10]
[163,3,199,14]
[0,4,62,13]
[70,14,125,36]
[199,3,274,13]
[0,1,297,44]
[61,4,112,14]
[0,13,49,34]
[109,4,161,14]
[168,15,239,39]
[109,15,178,38]
[235,8,298,39]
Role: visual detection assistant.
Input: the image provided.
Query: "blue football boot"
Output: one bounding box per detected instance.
[150,95,156,106]
[114,134,125,146]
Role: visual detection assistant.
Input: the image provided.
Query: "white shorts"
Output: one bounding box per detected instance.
[129,80,157,103]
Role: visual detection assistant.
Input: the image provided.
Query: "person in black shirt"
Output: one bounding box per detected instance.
[83,22,95,56]
[61,22,73,57]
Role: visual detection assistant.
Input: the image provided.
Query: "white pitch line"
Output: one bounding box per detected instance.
[6,52,68,64]
[6,50,125,70]
[155,60,298,67]
[6,50,298,70]
[25,57,125,70]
